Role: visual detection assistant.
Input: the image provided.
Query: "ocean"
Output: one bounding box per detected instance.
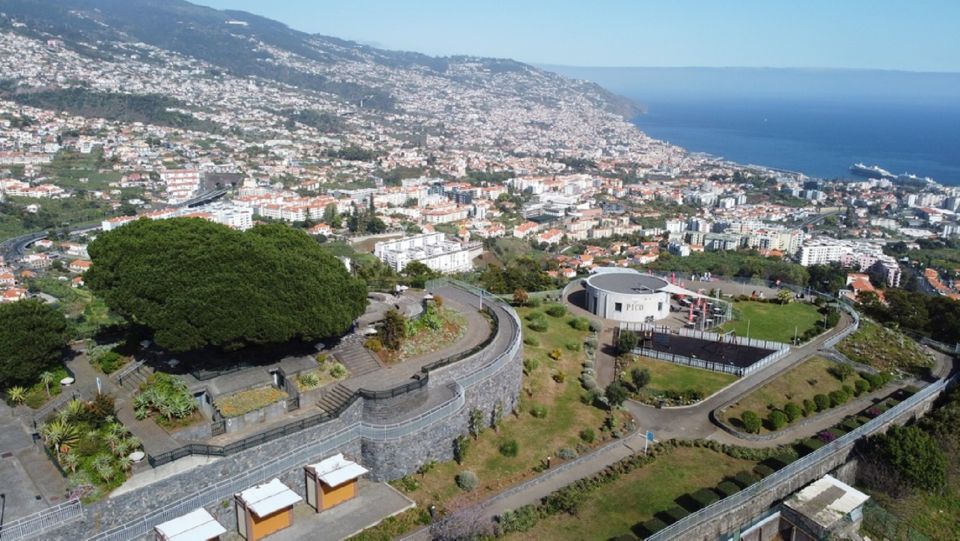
[546,67,960,185]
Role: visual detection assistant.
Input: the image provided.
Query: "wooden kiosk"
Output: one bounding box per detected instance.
[234,478,302,541]
[154,508,226,541]
[304,453,369,511]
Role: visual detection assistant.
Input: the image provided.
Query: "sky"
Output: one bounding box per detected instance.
[194,0,960,72]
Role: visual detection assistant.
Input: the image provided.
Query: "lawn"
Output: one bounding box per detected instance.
[505,446,758,541]
[384,305,627,512]
[837,320,933,375]
[625,355,737,399]
[722,301,822,343]
[723,356,862,431]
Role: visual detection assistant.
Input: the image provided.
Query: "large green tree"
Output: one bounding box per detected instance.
[86,218,367,352]
[0,300,69,387]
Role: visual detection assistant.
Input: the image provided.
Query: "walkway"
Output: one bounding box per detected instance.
[0,401,69,523]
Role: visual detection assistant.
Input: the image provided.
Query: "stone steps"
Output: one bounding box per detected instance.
[334,344,381,378]
[316,383,355,415]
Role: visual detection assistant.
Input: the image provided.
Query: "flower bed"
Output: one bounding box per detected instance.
[294,354,348,392]
[215,385,288,418]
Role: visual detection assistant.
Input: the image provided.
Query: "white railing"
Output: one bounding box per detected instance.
[647,375,954,541]
[0,498,84,541]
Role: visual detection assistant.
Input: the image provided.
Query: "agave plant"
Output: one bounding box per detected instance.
[61,451,80,474]
[168,394,196,419]
[7,386,26,405]
[41,418,80,459]
[104,431,123,455]
[134,406,149,420]
[62,398,86,421]
[125,435,142,451]
[91,454,115,482]
[117,455,133,472]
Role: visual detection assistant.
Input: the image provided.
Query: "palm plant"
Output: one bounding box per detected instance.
[7,386,26,405]
[41,418,80,459]
[39,371,55,398]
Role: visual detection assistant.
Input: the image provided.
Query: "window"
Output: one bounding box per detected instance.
[658,302,663,312]
[614,302,623,312]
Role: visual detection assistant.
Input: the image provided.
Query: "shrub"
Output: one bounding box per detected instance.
[548,348,563,360]
[530,405,548,418]
[134,373,196,422]
[768,410,788,431]
[605,381,629,407]
[569,317,591,331]
[733,470,759,488]
[558,447,578,460]
[741,410,761,434]
[754,464,775,478]
[783,402,802,423]
[582,376,598,391]
[841,385,855,399]
[498,505,539,534]
[545,304,566,318]
[802,399,816,416]
[523,358,539,374]
[582,360,594,369]
[499,439,519,457]
[329,362,347,379]
[552,371,566,384]
[528,320,548,332]
[579,428,596,443]
[455,470,478,491]
[814,393,830,411]
[817,430,838,443]
[800,437,825,454]
[830,363,854,382]
[829,390,848,407]
[92,351,125,374]
[453,434,470,464]
[526,311,544,322]
[617,331,639,354]
[589,320,603,332]
[638,518,668,536]
[565,341,582,352]
[662,506,689,523]
[841,417,862,431]
[364,337,383,352]
[526,297,541,308]
[716,481,741,497]
[690,488,720,508]
[523,335,540,347]
[854,379,870,396]
[630,367,651,389]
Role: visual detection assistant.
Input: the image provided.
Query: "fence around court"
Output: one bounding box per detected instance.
[645,373,956,541]
[0,498,84,541]
[620,322,790,377]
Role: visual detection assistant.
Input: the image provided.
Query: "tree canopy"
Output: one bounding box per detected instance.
[0,300,69,388]
[86,218,367,352]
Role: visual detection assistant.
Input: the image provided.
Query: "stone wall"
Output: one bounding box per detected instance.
[44,287,524,540]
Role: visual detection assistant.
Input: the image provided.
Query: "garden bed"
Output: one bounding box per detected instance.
[836,320,933,374]
[215,385,288,418]
[39,394,142,502]
[624,356,737,406]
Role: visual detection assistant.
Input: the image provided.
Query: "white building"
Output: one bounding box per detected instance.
[162,169,201,205]
[374,233,481,273]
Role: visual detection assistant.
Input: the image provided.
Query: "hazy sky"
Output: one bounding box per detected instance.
[195,1,960,72]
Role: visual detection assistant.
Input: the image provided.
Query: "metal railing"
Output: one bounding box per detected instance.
[86,280,523,540]
[111,359,146,386]
[0,498,83,541]
[31,389,84,426]
[646,374,955,541]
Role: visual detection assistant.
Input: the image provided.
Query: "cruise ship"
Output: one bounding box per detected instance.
[849,163,893,179]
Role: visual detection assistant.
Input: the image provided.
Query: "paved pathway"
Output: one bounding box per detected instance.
[0,401,69,523]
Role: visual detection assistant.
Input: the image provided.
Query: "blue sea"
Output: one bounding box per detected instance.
[545,67,960,184]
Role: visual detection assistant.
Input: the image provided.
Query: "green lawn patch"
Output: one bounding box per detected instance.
[504,446,757,541]
[723,356,866,433]
[626,356,737,399]
[214,385,287,418]
[23,364,71,409]
[721,301,822,343]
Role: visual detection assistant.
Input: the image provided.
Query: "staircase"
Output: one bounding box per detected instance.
[113,360,153,393]
[316,383,356,416]
[333,343,381,378]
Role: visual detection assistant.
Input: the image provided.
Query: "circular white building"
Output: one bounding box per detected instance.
[584,270,672,323]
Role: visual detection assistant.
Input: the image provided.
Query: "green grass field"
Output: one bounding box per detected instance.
[723,356,853,430]
[376,305,627,517]
[626,356,737,397]
[506,446,757,541]
[722,301,822,343]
